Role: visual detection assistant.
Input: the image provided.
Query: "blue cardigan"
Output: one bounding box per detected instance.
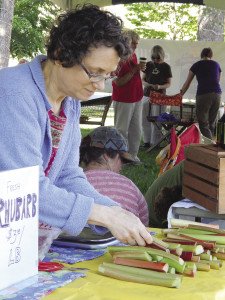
[0,55,117,235]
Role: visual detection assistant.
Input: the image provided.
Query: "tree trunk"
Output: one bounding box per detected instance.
[0,0,15,68]
[197,7,224,41]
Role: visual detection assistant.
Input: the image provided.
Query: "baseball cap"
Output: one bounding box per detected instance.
[81,126,135,163]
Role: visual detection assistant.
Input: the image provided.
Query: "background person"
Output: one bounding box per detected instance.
[0,5,152,247]
[80,126,149,226]
[18,58,28,64]
[112,29,145,164]
[181,47,222,140]
[142,45,172,148]
[145,161,184,228]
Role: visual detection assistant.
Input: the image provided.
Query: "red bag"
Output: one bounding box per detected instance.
[156,124,201,176]
[150,91,182,106]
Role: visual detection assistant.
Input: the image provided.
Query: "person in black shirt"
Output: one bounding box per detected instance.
[142,45,172,148]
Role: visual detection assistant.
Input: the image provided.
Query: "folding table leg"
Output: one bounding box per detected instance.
[146,130,171,153]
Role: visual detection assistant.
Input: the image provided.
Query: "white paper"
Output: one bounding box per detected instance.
[0,166,39,291]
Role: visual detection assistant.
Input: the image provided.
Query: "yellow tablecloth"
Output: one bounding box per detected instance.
[44,231,225,300]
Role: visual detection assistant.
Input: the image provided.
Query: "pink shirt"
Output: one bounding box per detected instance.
[85,169,149,226]
[45,109,67,176]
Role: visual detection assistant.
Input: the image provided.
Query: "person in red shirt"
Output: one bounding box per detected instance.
[112,30,144,164]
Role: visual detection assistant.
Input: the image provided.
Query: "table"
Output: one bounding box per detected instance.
[146,100,196,153]
[173,206,225,223]
[80,92,112,126]
[44,230,225,300]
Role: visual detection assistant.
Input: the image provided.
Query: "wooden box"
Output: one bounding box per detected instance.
[183,144,225,213]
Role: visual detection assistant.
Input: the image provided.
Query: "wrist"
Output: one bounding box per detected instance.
[88,204,115,228]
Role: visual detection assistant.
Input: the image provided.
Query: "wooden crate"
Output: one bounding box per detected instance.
[183,144,225,213]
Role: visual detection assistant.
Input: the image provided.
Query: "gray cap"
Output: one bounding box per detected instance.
[81,126,135,162]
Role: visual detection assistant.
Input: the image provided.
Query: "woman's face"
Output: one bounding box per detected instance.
[130,39,139,52]
[56,46,120,101]
[151,55,163,64]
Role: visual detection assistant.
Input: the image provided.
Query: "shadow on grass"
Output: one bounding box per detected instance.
[121,148,159,195]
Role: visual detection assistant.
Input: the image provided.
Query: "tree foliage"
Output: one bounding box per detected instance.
[0,0,15,67]
[125,3,200,40]
[197,6,224,41]
[10,0,61,59]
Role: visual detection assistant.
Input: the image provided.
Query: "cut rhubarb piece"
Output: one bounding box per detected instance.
[167,242,182,250]
[152,236,169,248]
[200,259,221,270]
[98,263,182,288]
[161,228,177,235]
[178,228,216,235]
[212,245,225,253]
[108,246,184,265]
[113,257,169,272]
[180,244,204,255]
[111,251,152,261]
[170,248,183,257]
[187,224,225,234]
[200,253,212,261]
[168,267,176,274]
[167,233,215,250]
[213,252,225,260]
[191,256,200,263]
[146,243,170,252]
[170,219,219,229]
[161,257,186,274]
[180,252,193,261]
[102,262,181,279]
[163,238,197,246]
[195,262,210,271]
[183,265,197,277]
[185,262,197,269]
[180,233,225,245]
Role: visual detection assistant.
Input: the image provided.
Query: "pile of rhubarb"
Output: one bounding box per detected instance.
[98,219,225,288]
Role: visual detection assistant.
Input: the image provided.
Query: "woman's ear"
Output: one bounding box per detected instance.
[102,153,110,163]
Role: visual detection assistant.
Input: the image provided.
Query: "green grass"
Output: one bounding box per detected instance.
[121,148,159,195]
[80,128,159,195]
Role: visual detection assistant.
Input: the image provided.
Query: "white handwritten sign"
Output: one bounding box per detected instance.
[0,166,39,291]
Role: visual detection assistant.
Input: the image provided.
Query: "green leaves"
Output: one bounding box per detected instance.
[125,3,199,41]
[10,0,61,59]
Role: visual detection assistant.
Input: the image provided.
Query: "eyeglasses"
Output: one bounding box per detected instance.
[80,63,114,83]
[151,55,160,60]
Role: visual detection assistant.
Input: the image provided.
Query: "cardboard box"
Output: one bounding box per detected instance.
[183,144,225,213]
[0,166,39,292]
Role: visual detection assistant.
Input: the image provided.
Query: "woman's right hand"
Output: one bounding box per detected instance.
[88,204,153,246]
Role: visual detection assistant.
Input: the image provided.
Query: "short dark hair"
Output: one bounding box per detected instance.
[46,4,131,67]
[201,47,213,59]
[80,146,118,166]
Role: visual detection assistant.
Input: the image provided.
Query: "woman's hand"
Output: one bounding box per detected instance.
[132,64,142,74]
[151,84,161,90]
[106,206,153,246]
[88,204,153,246]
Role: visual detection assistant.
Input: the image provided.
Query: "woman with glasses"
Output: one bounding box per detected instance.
[142,45,172,148]
[112,30,145,164]
[0,5,152,248]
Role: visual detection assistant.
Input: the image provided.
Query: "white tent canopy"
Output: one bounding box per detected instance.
[51,0,225,10]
